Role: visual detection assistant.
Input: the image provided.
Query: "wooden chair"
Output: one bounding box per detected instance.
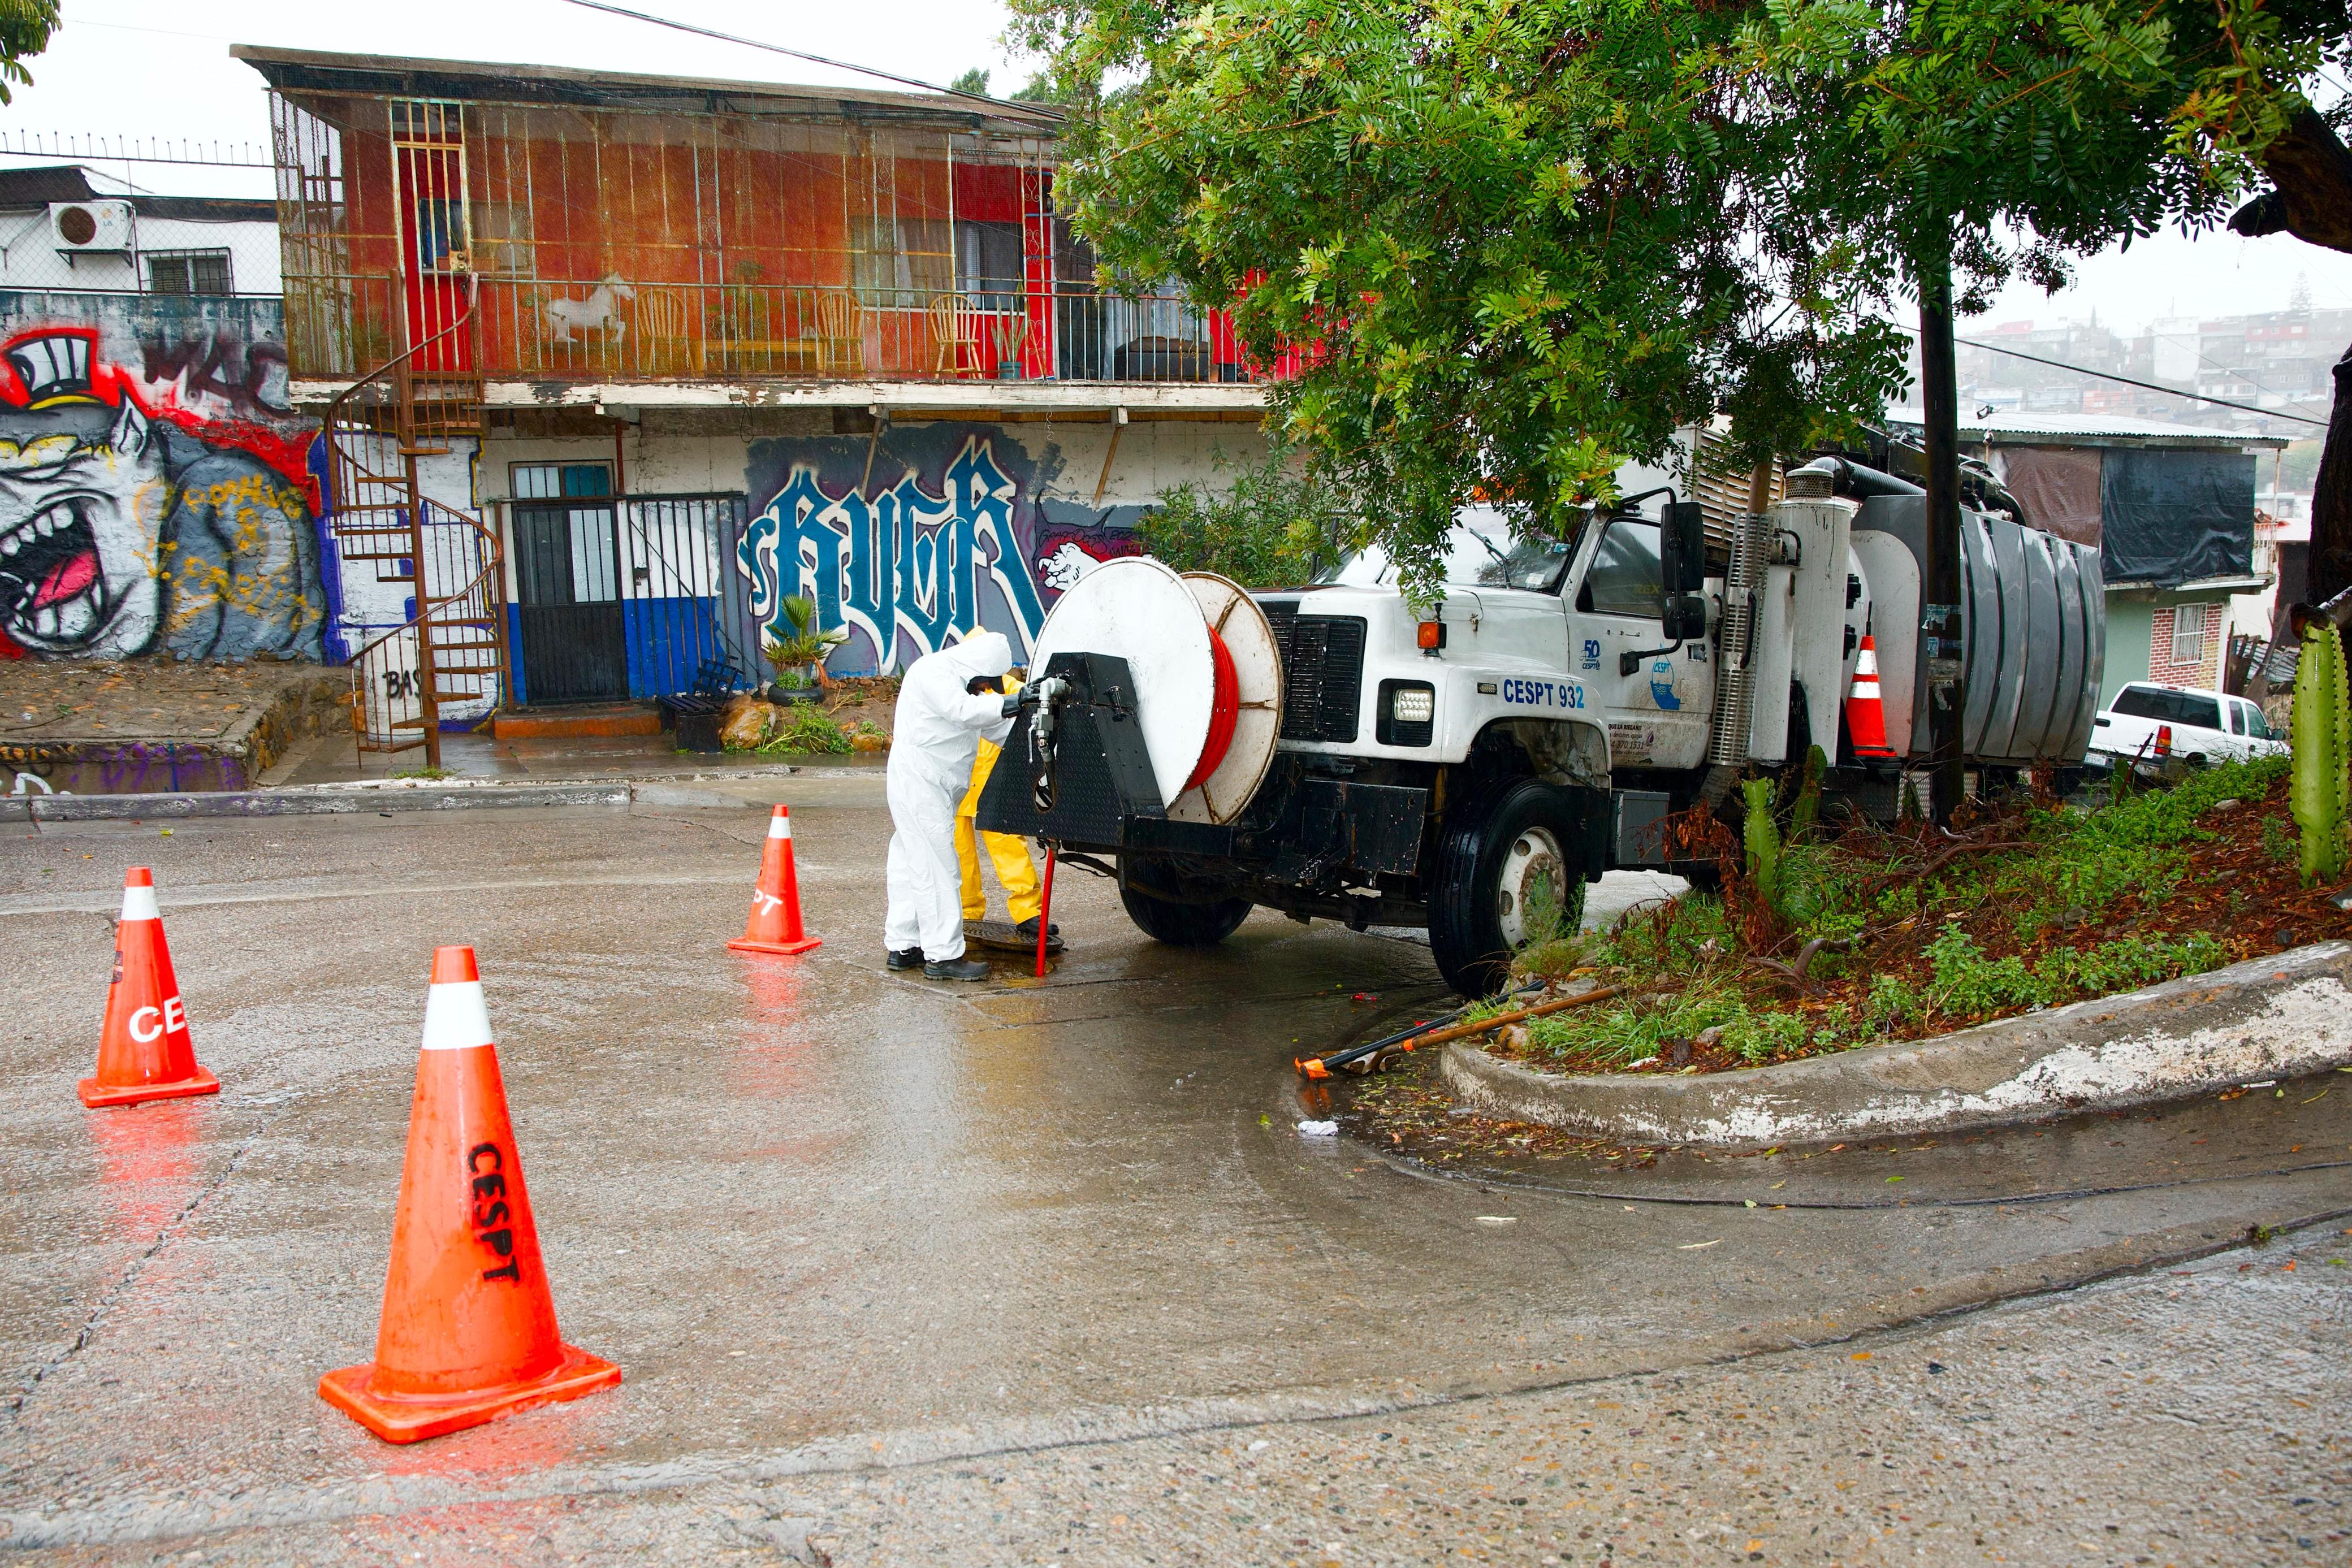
[809,289,864,376]
[927,292,981,378]
[632,288,701,375]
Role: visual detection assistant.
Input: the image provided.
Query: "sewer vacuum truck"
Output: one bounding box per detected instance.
[975,454,2105,997]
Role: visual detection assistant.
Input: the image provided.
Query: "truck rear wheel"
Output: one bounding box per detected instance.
[1118,857,1254,947]
[1428,778,1591,997]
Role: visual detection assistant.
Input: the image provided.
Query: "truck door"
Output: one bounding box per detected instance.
[1571,516,1710,769]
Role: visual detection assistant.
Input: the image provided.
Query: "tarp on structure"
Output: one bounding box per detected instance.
[1998,445,2103,548]
[2099,447,2255,586]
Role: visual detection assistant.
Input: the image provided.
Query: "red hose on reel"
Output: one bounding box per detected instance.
[1184,623,1240,792]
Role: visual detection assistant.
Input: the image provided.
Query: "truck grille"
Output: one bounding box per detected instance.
[1258,600,1365,743]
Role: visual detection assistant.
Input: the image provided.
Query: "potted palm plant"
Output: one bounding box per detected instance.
[763,593,848,704]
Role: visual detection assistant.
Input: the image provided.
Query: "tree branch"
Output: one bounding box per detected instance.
[2227,107,2352,255]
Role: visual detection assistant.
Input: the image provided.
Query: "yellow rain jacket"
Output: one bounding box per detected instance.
[956,674,1043,925]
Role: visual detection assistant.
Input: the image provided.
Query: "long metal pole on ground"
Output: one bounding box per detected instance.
[1918,230,1966,825]
[405,445,443,771]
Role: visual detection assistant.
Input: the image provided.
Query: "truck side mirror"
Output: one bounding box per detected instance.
[1661,501,1706,594]
[1662,593,1708,642]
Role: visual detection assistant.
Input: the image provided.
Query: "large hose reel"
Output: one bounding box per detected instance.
[1017,557,1285,826]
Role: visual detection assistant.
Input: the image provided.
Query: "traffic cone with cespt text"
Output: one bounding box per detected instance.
[318,946,619,1444]
[1845,635,1898,760]
[79,867,219,1108]
[728,804,821,956]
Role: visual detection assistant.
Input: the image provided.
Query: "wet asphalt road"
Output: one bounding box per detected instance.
[2,780,2347,1563]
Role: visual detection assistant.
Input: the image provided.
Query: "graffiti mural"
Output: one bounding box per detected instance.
[738,424,1144,674]
[0,314,321,662]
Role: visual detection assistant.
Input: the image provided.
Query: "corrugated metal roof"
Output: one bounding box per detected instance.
[230,44,1061,131]
[1883,407,2289,448]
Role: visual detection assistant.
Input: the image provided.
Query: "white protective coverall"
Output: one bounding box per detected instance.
[884,631,1018,960]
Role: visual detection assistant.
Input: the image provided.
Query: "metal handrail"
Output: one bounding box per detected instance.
[325,274,507,766]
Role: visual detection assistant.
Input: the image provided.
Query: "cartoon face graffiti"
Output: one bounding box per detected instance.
[1036,540,1104,592]
[0,392,169,651]
[0,328,321,660]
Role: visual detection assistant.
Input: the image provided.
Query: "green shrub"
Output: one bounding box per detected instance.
[1134,449,1336,587]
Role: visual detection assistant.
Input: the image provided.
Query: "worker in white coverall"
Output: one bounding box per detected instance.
[885,630,1018,981]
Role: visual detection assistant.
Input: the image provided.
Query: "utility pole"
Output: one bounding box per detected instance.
[1918,229,1966,824]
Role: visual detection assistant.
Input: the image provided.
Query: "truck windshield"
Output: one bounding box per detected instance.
[1312,523,1579,594]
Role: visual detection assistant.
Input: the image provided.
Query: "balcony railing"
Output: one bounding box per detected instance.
[285,272,1263,388]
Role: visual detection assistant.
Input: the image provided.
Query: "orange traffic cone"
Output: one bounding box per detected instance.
[728,804,821,956]
[79,867,219,1109]
[1846,635,1897,760]
[318,946,619,1443]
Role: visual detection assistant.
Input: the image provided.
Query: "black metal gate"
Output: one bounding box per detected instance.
[512,500,628,704]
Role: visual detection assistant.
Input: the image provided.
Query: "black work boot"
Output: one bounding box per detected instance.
[923,956,991,981]
[1012,917,1060,941]
[885,947,924,972]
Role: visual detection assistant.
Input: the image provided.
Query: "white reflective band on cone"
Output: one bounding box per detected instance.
[119,883,159,922]
[420,980,495,1052]
[769,813,793,840]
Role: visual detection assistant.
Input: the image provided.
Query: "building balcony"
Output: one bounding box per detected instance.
[283,270,1281,413]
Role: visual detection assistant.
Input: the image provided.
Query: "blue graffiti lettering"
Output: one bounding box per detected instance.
[736,437,1049,672]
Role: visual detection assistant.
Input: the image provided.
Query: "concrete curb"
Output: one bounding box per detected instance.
[1440,941,2352,1146]
[0,780,633,822]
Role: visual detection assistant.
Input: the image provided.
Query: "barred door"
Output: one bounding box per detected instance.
[388,98,472,371]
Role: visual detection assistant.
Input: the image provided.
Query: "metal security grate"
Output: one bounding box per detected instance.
[1259,601,1366,743]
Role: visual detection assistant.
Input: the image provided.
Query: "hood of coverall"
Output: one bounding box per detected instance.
[937,630,1014,685]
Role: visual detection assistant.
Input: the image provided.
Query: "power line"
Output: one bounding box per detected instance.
[550,0,1060,120]
[1896,323,2328,429]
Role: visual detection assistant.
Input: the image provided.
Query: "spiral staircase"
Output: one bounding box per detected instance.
[325,278,505,768]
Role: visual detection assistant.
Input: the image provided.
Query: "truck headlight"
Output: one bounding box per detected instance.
[1377,680,1436,745]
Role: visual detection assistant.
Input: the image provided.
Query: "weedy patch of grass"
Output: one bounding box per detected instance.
[1494,754,2333,1077]
[390,765,454,781]
[755,705,853,756]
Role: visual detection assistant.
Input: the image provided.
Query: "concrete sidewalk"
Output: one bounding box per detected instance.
[1,657,345,794]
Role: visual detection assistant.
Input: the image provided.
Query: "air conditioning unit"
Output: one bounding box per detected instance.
[49,200,132,253]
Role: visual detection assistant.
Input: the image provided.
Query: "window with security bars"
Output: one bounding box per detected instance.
[146,251,232,296]
[511,463,611,500]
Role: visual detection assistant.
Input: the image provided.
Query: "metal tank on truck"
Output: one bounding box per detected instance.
[974,447,2105,998]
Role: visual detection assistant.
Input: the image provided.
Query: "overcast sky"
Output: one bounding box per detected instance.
[11,0,2352,335]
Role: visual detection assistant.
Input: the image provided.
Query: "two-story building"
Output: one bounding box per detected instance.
[1886,408,2286,699]
[234,45,1273,731]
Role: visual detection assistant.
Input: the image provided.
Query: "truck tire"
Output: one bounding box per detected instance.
[1428,778,1591,997]
[1118,857,1253,947]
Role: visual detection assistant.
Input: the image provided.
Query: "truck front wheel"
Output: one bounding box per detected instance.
[1428,778,1591,997]
[1118,857,1254,947]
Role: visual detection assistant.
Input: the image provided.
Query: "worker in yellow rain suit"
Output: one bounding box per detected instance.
[957,672,1054,941]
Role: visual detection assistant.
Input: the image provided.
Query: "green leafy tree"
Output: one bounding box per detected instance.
[947,67,993,97]
[1009,0,2350,596]
[1010,0,1908,602]
[1135,449,1336,587]
[0,1,59,105]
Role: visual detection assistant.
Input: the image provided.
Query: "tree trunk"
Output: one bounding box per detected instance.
[2308,341,2352,608]
[2226,110,2352,623]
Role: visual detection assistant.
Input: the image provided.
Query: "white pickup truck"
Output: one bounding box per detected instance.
[978,454,2107,995]
[2090,682,2286,768]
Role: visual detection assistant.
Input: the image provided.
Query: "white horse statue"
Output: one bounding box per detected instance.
[546,275,636,343]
